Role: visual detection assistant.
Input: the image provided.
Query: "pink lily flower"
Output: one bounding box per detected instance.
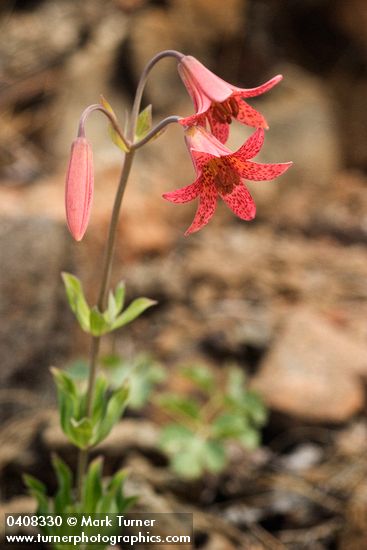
[178,55,282,143]
[163,126,292,236]
[65,137,94,241]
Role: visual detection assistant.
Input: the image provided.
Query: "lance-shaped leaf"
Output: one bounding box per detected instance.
[51,367,79,438]
[106,281,126,324]
[82,457,103,513]
[93,385,129,445]
[111,297,157,330]
[23,475,49,515]
[62,272,91,332]
[135,104,152,141]
[100,95,129,153]
[52,454,73,513]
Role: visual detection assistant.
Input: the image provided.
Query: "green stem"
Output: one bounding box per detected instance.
[74,48,183,502]
[76,151,134,501]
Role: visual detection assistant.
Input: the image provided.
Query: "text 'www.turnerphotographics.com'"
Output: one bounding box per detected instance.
[5,513,193,546]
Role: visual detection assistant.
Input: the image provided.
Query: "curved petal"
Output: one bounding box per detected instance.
[162,178,202,204]
[190,149,213,173]
[236,97,268,129]
[178,63,212,115]
[232,128,265,161]
[238,160,293,181]
[207,110,230,144]
[220,184,256,220]
[185,183,217,236]
[237,74,283,98]
[179,56,232,104]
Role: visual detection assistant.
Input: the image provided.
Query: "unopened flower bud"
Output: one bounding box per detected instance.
[65,137,94,241]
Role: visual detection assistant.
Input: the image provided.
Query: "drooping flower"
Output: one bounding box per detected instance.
[65,137,94,241]
[178,55,282,143]
[163,126,292,236]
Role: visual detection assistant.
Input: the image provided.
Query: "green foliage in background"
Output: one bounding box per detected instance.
[158,365,267,479]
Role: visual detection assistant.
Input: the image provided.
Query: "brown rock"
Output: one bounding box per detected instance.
[251,308,367,422]
[0,217,71,386]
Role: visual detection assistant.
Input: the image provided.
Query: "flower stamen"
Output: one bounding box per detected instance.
[207,158,240,195]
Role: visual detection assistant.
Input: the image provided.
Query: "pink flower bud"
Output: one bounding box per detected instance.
[65,137,94,241]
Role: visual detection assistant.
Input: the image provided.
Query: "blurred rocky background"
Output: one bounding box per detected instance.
[0,0,367,548]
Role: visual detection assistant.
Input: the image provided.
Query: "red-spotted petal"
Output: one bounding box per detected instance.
[236,98,268,129]
[207,110,230,144]
[239,160,293,181]
[185,183,217,235]
[232,128,265,161]
[163,178,202,204]
[220,184,256,220]
[190,149,213,172]
[239,75,283,98]
[179,113,206,129]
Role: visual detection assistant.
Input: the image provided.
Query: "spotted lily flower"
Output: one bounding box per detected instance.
[178,55,282,143]
[65,136,94,241]
[163,126,292,235]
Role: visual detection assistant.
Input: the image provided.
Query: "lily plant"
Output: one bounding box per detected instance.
[25,49,292,542]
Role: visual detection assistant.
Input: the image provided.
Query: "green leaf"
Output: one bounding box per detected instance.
[181,364,215,393]
[171,435,206,479]
[107,291,118,323]
[91,375,109,425]
[98,470,127,514]
[114,281,126,314]
[82,457,103,513]
[93,385,129,444]
[203,441,226,473]
[61,272,91,332]
[90,306,110,336]
[135,104,152,140]
[158,394,201,420]
[51,368,79,438]
[159,424,194,454]
[51,368,78,398]
[52,455,73,513]
[100,95,129,153]
[23,474,47,496]
[23,474,49,515]
[239,428,261,450]
[171,450,203,479]
[242,392,268,426]
[70,417,94,449]
[226,367,246,403]
[212,413,250,440]
[111,298,157,330]
[66,359,89,381]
